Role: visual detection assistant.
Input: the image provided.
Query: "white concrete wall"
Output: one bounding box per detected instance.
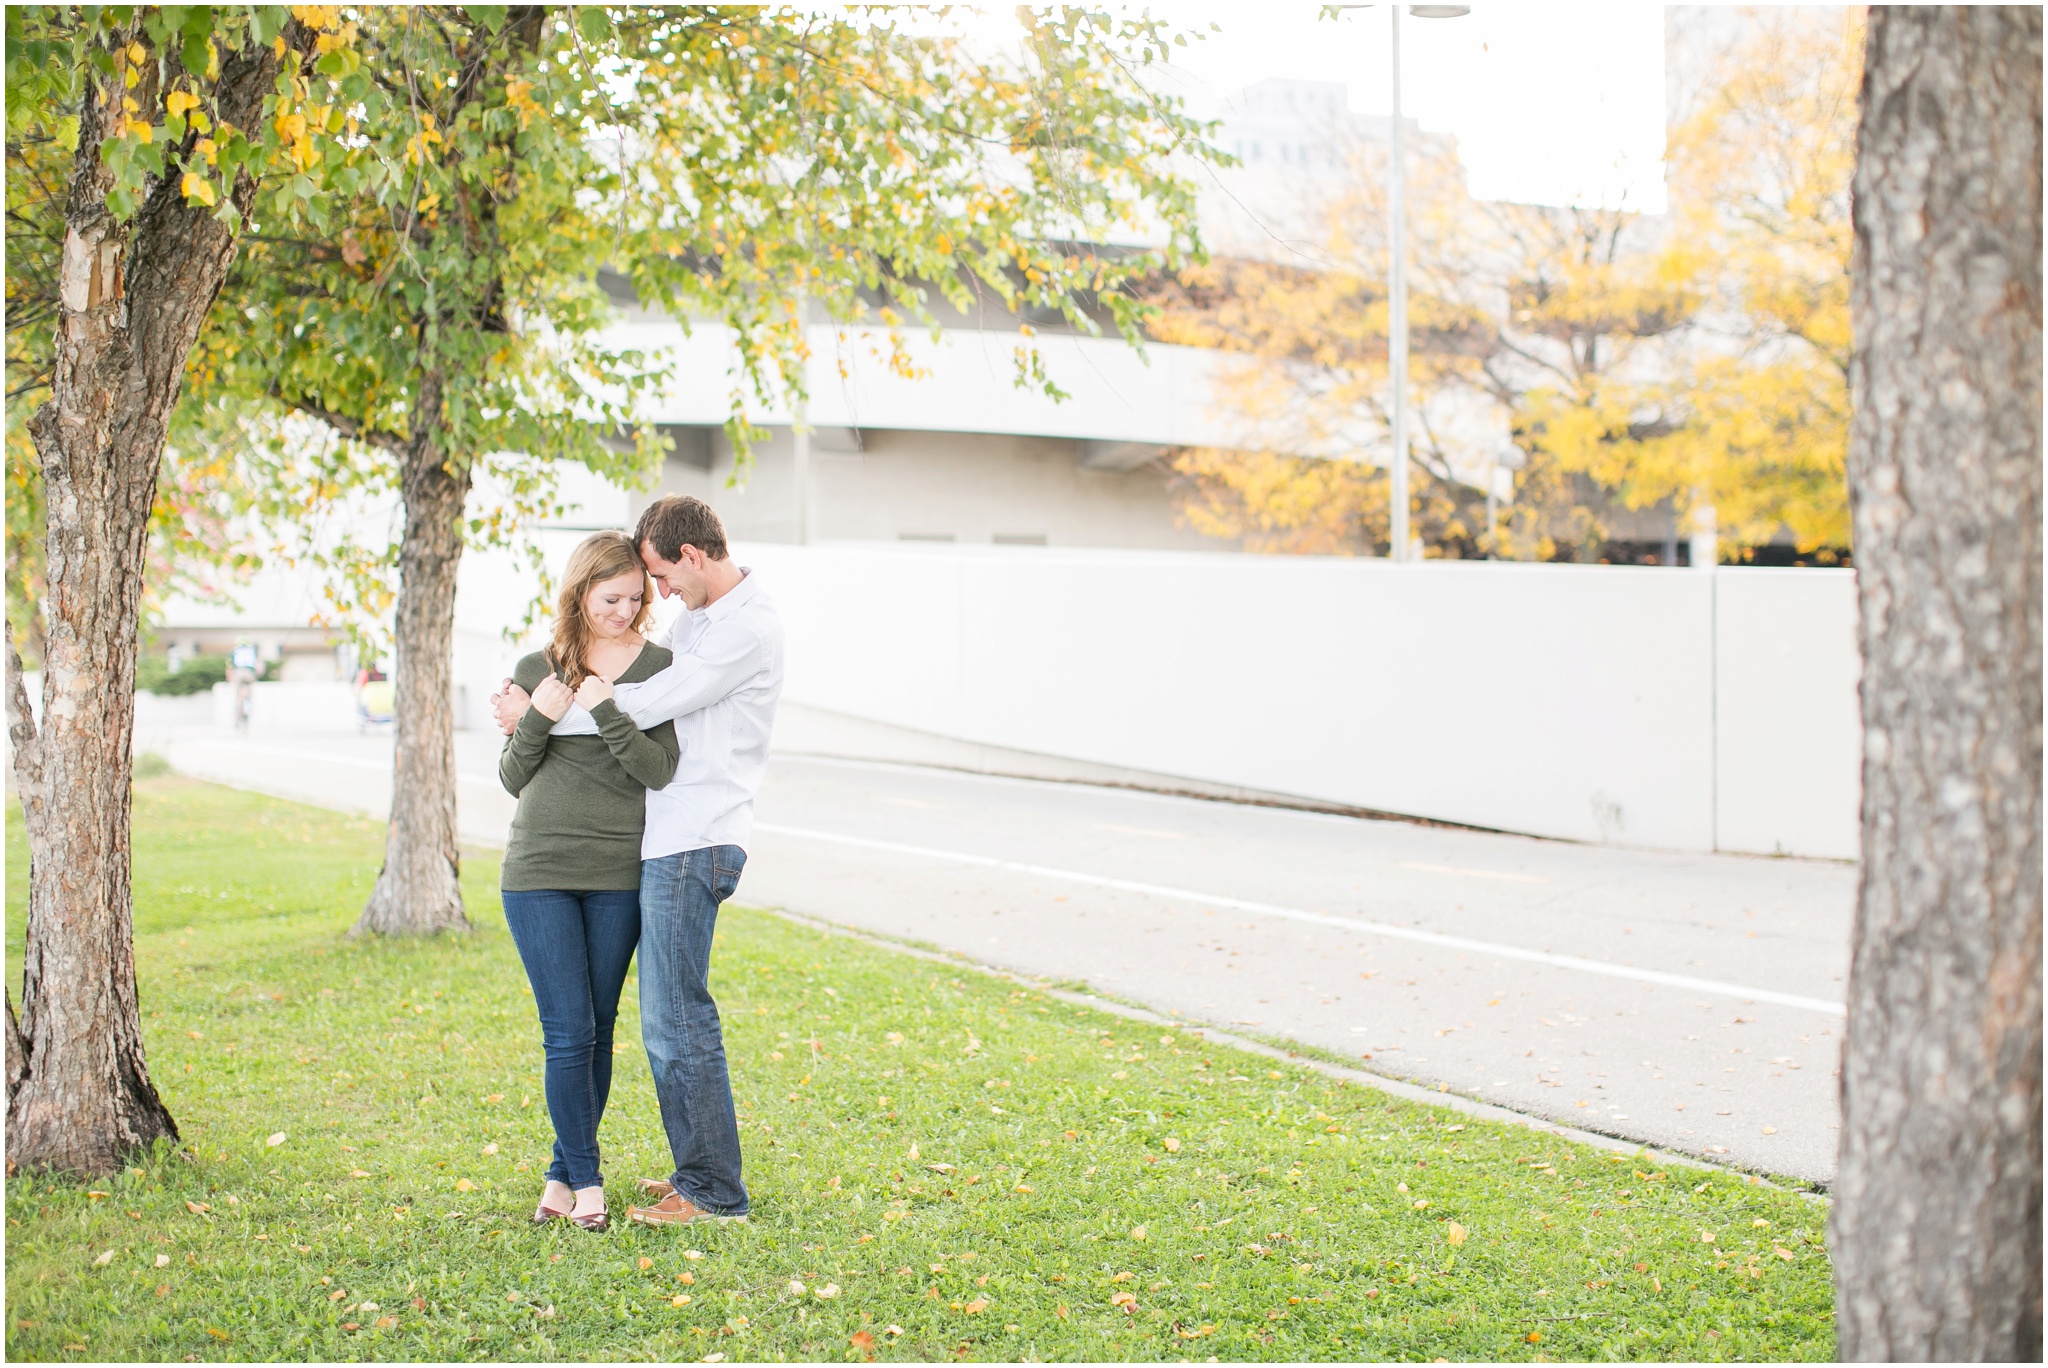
[1713,569,1862,859]
[723,542,1861,859]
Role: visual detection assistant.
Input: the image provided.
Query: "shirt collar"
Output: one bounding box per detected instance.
[701,565,758,623]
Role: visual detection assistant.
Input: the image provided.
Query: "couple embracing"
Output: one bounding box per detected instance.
[491,495,782,1232]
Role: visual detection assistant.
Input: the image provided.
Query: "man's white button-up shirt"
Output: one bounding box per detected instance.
[547,568,784,859]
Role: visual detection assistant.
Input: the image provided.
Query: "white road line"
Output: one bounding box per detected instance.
[755,822,1848,1017]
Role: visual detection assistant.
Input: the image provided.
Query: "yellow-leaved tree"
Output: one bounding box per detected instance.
[1152,8,1858,563]
[1502,7,1860,559]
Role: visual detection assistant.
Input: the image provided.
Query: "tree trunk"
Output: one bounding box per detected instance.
[355,380,472,936]
[1834,7,2043,1360]
[5,34,280,1174]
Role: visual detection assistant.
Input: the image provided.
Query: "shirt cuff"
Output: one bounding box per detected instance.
[548,703,601,737]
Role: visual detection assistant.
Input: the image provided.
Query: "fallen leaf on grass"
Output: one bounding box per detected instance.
[850,1330,876,1350]
[329,1290,347,1302]
[185,1201,210,1215]
[1130,1226,1147,1241]
[1162,1137,1181,1152]
[1775,1246,1796,1261]
[787,1280,806,1296]
[349,1169,370,1179]
[92,1250,115,1266]
[1110,1292,1137,1312]
[266,1132,287,1148]
[1526,1331,1542,1344]
[1446,1222,1467,1246]
[1055,1305,1069,1320]
[672,1294,693,1307]
[206,1327,228,1340]
[295,1244,312,1253]
[816,1283,841,1300]
[482,1144,499,1156]
[887,1325,905,1336]
[87,1190,109,1200]
[155,1254,171,1268]
[676,1272,696,1285]
[963,1298,988,1314]
[375,1316,397,1330]
[684,1249,705,1260]
[341,1322,359,1332]
[455,1178,474,1192]
[638,1257,655,1270]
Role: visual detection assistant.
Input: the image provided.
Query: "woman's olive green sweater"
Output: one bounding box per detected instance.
[498,644,678,892]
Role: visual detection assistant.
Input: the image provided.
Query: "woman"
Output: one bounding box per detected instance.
[499,531,680,1232]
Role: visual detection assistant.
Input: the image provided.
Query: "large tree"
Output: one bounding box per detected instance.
[2,5,365,1174]
[1832,6,2041,1359]
[205,5,1210,935]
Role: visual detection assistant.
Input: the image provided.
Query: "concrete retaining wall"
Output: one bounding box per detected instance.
[730,543,1860,858]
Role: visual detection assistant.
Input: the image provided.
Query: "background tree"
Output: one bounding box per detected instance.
[1832,7,2041,1359]
[1560,6,1860,559]
[203,5,1212,935]
[1152,11,1864,565]
[2,4,366,1174]
[1148,124,1691,561]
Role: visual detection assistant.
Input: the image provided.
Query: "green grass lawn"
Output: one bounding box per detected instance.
[4,778,1835,1362]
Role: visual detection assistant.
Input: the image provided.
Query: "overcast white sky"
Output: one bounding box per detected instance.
[1146,3,1671,212]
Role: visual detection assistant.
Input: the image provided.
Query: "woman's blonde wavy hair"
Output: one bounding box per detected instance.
[548,531,653,689]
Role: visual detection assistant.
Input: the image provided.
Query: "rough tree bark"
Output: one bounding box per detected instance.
[4,33,281,1173]
[1834,6,2043,1360]
[353,371,473,936]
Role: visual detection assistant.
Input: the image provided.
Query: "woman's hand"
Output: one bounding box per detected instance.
[576,674,614,711]
[530,675,575,721]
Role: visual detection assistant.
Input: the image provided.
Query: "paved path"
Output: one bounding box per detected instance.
[145,722,1853,1184]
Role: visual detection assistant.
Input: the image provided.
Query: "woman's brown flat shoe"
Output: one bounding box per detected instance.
[532,1200,571,1225]
[571,1209,609,1232]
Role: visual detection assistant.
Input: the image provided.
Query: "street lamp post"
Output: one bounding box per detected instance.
[1388,4,1409,561]
[1385,4,1468,561]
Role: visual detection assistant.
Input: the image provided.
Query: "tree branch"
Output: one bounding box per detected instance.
[278,391,410,455]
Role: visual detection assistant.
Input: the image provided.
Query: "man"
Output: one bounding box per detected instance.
[491,495,783,1226]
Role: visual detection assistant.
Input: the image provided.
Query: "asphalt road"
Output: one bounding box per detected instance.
[151,724,1854,1184]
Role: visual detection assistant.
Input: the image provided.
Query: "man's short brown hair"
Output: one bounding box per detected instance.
[634,495,729,563]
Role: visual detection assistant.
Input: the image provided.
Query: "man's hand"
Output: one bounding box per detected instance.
[490,678,531,737]
[575,674,614,711]
[530,676,574,721]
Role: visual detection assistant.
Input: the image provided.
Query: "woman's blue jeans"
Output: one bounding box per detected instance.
[501,889,641,1191]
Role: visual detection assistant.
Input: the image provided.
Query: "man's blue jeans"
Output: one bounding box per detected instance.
[639,846,749,1215]
[500,888,641,1191]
